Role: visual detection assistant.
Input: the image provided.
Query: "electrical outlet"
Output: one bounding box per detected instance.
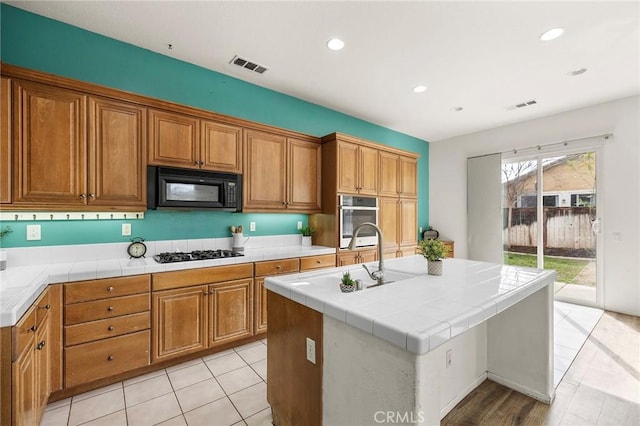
[122,223,132,236]
[306,337,316,364]
[419,226,423,234]
[297,221,303,230]
[250,222,256,232]
[446,349,452,368]
[26,224,41,241]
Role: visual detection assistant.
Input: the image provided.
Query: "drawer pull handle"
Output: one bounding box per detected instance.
[36,341,45,350]
[108,326,115,331]
[107,306,114,311]
[30,325,38,332]
[107,286,114,292]
[107,355,114,361]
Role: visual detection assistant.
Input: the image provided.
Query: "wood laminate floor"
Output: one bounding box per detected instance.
[442,311,640,426]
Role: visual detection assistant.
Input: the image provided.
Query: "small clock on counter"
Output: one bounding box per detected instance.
[127,237,147,259]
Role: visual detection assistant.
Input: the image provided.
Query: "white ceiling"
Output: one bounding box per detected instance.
[7,1,639,142]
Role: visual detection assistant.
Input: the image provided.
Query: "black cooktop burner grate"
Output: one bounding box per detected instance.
[153,249,244,263]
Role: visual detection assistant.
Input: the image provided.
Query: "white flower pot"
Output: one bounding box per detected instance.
[301,236,312,247]
[427,260,443,276]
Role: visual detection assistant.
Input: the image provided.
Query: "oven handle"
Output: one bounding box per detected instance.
[339,206,379,211]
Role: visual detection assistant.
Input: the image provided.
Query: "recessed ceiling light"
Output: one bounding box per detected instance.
[540,27,564,41]
[327,38,345,51]
[413,85,427,93]
[451,107,464,112]
[568,67,588,76]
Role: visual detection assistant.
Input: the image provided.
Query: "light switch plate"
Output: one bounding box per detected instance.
[297,221,303,230]
[250,222,256,232]
[122,223,132,236]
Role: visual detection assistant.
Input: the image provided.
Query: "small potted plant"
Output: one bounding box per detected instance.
[339,271,356,293]
[300,225,315,247]
[0,226,12,271]
[417,238,449,276]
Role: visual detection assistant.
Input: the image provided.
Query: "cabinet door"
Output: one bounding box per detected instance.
[288,138,321,212]
[399,199,418,247]
[88,97,146,207]
[148,109,199,168]
[200,120,242,173]
[34,315,50,416]
[337,141,359,194]
[13,80,87,206]
[336,251,358,267]
[379,197,400,251]
[152,286,208,362]
[358,146,379,196]
[12,340,36,426]
[209,279,253,347]
[243,130,287,210]
[359,248,377,263]
[399,156,418,198]
[378,151,399,197]
[1,77,11,204]
[255,278,268,334]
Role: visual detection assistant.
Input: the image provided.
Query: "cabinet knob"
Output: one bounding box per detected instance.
[79,194,86,199]
[36,341,45,350]
[107,286,114,292]
[45,304,50,310]
[108,326,115,331]
[107,355,114,361]
[316,260,321,264]
[282,201,287,206]
[276,265,281,269]
[203,291,209,295]
[30,325,38,332]
[88,193,95,199]
[107,306,114,311]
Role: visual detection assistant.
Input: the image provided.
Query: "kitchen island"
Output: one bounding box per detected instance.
[265,256,556,425]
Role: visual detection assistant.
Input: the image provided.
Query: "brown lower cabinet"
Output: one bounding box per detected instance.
[151,264,254,363]
[336,247,377,266]
[9,286,59,426]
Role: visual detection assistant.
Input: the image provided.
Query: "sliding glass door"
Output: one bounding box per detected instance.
[502,148,602,307]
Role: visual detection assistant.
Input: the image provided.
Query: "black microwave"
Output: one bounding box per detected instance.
[147,166,242,211]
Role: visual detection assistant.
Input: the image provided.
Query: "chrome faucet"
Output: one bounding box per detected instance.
[348,222,385,286]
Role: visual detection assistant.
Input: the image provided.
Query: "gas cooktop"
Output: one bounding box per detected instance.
[153,249,244,264]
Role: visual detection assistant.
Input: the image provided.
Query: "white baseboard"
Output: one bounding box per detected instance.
[488,372,555,404]
[439,373,488,420]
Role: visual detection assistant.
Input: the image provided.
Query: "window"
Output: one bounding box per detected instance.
[571,193,596,207]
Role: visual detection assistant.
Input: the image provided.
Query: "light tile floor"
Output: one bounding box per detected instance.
[41,302,602,425]
[553,301,604,387]
[41,339,271,426]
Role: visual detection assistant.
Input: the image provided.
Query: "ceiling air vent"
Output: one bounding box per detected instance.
[230,55,268,74]
[506,100,537,110]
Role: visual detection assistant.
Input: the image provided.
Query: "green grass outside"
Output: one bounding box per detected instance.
[504,252,588,284]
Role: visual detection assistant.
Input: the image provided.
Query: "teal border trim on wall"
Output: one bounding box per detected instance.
[0,4,429,248]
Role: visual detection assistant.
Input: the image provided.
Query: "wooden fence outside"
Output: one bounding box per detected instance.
[503,207,596,252]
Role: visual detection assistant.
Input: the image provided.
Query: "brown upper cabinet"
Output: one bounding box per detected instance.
[12,80,87,207]
[10,79,147,210]
[148,109,242,174]
[88,97,147,208]
[337,141,378,196]
[243,129,321,212]
[1,77,11,204]
[379,152,418,198]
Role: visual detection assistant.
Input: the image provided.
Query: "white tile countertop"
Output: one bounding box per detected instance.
[0,237,335,327]
[265,255,556,355]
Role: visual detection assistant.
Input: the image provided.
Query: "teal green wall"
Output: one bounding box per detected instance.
[0,4,429,248]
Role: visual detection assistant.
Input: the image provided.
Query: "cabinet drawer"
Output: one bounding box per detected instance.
[65,312,150,346]
[255,258,299,276]
[65,275,150,304]
[300,254,336,271]
[65,330,150,388]
[64,294,150,325]
[12,307,36,361]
